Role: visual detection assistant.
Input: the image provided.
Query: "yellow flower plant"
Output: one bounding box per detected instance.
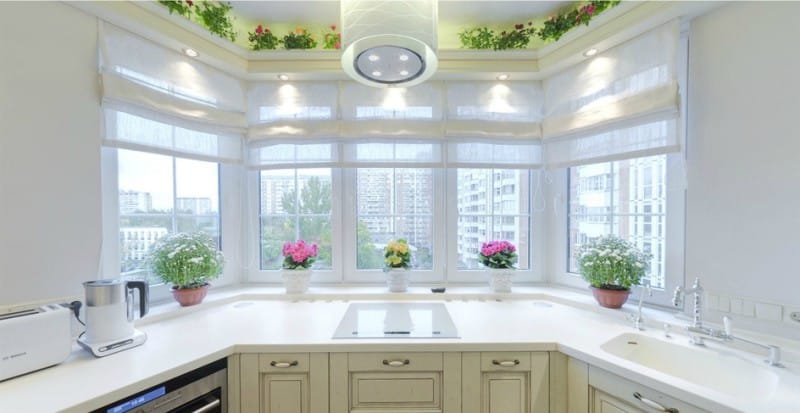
[384,239,411,270]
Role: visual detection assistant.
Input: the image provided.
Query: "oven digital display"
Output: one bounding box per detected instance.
[107,386,166,413]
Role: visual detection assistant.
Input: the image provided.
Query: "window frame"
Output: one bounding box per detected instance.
[247,168,343,283]
[342,167,445,283]
[101,147,242,302]
[550,153,684,307]
[445,168,542,283]
[248,166,543,284]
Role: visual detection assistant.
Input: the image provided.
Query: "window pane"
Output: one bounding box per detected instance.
[259,169,333,270]
[117,149,221,283]
[568,155,667,288]
[176,158,219,214]
[260,216,294,270]
[356,168,434,270]
[456,169,530,270]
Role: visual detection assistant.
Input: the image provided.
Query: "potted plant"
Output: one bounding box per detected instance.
[281,240,318,293]
[384,239,411,292]
[148,232,224,306]
[478,240,518,292]
[577,235,650,308]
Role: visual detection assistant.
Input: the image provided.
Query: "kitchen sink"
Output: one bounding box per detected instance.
[601,333,779,397]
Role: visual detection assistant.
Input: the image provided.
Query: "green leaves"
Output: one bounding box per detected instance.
[576,235,650,290]
[459,1,622,50]
[148,232,224,289]
[197,2,236,42]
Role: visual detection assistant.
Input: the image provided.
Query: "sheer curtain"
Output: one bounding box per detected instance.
[99,22,245,163]
[542,20,680,168]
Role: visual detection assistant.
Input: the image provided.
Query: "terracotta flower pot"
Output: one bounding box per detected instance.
[590,286,631,309]
[171,284,209,307]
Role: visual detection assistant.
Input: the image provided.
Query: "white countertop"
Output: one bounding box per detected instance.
[1,285,798,412]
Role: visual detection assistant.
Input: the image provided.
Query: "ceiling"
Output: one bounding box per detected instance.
[229,1,573,26]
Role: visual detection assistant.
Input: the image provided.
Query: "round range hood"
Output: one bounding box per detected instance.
[341,0,438,88]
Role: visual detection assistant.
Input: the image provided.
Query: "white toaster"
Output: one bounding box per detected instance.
[0,303,72,381]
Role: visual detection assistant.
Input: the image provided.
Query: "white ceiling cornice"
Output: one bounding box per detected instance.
[67,0,723,82]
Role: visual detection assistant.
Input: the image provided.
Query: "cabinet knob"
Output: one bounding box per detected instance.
[633,392,679,413]
[382,359,410,367]
[492,359,520,367]
[270,360,299,368]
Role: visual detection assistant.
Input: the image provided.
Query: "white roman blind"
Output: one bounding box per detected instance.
[542,20,680,168]
[99,22,245,163]
[339,82,443,138]
[445,81,543,168]
[247,82,339,140]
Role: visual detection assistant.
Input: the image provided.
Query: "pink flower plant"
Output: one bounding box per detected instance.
[282,240,318,270]
[478,240,518,269]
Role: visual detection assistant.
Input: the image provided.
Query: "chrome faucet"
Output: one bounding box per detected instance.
[628,279,651,330]
[673,278,707,345]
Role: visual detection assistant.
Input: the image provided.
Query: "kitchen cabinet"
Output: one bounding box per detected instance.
[462,352,549,413]
[330,352,462,413]
[588,366,710,413]
[549,352,590,413]
[238,353,329,413]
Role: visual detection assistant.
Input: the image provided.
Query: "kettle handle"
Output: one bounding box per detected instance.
[126,281,149,318]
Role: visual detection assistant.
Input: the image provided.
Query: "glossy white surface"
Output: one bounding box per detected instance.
[332,302,459,338]
[0,288,798,413]
[601,333,779,398]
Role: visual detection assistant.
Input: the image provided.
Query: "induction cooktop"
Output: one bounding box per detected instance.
[332,302,459,339]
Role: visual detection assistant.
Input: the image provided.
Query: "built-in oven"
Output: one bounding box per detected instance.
[91,358,227,413]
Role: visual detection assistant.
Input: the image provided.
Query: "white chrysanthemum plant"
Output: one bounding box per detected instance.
[148,232,224,290]
[576,236,650,291]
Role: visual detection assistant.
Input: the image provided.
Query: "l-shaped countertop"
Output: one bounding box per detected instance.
[1,286,798,412]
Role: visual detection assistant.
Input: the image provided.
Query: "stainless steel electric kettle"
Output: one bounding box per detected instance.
[77,279,149,357]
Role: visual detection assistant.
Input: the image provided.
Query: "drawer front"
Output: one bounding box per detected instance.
[589,366,711,413]
[259,353,310,373]
[480,352,532,372]
[348,352,443,372]
[351,371,442,412]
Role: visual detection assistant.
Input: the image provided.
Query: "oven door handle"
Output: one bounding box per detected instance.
[191,397,220,413]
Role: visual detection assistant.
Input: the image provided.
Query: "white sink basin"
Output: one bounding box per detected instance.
[601,333,779,397]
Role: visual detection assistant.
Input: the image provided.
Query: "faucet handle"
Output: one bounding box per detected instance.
[723,316,733,336]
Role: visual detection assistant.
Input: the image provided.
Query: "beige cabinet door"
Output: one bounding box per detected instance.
[239,353,329,413]
[462,352,549,413]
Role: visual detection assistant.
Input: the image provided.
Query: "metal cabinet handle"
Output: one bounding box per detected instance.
[270,360,299,368]
[382,359,410,367]
[192,398,221,413]
[633,392,679,413]
[492,359,520,367]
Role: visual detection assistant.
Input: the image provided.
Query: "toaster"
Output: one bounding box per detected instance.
[0,303,72,381]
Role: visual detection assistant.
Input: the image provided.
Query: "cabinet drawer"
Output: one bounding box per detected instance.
[589,366,711,413]
[259,353,310,373]
[351,371,442,411]
[348,352,443,372]
[480,352,532,371]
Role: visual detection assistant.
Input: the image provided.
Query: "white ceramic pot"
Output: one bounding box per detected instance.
[282,269,311,294]
[489,268,515,293]
[386,269,410,293]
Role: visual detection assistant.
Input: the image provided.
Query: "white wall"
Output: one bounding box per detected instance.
[687,2,800,313]
[0,3,101,306]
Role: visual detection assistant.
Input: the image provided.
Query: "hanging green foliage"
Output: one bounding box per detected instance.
[458,0,622,50]
[196,1,237,42]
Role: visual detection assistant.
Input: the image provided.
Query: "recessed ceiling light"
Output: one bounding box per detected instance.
[183,48,199,57]
[372,70,382,77]
[583,48,598,57]
[399,54,409,61]
[400,70,409,76]
[277,74,289,81]
[368,54,380,62]
[496,73,509,81]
